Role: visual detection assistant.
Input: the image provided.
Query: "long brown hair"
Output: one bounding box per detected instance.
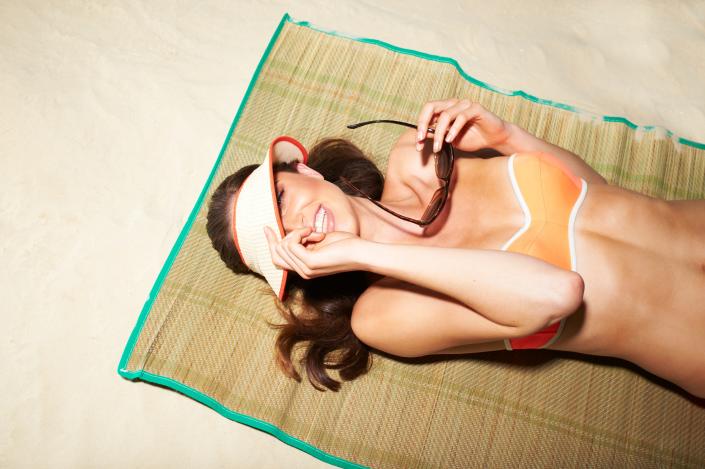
[206,138,385,391]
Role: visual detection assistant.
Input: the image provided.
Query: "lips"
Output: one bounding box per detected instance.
[313,205,334,233]
[326,207,335,232]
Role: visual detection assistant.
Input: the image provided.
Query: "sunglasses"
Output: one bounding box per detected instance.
[340,119,455,227]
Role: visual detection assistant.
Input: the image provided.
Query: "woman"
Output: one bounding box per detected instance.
[206,98,705,397]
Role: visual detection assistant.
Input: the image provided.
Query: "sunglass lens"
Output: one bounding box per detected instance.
[422,187,446,222]
[435,148,452,179]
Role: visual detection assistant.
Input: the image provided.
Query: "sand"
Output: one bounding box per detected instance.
[1,1,703,467]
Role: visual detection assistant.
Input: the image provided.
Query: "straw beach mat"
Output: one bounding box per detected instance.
[118,14,705,469]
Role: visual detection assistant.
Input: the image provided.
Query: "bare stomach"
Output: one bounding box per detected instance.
[550,184,705,390]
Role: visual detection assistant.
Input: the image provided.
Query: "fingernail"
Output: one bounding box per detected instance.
[417,131,423,141]
[433,142,440,152]
[416,142,422,152]
[445,132,453,142]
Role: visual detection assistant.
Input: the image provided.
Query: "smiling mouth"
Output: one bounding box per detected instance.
[313,205,328,233]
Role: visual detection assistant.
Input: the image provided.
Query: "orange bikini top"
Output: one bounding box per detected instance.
[500,152,589,350]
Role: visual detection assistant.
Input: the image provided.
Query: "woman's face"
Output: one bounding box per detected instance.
[274,166,359,236]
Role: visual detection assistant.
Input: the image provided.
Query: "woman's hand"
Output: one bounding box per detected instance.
[263,226,366,279]
[416,98,511,153]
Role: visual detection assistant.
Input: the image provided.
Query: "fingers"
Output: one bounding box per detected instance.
[279,242,311,278]
[431,100,472,153]
[278,227,312,273]
[302,231,326,245]
[263,226,321,279]
[446,113,469,144]
[416,99,457,151]
[417,99,476,152]
[263,226,294,270]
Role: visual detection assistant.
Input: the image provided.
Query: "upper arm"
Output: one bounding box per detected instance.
[549,153,608,186]
[350,277,529,358]
[506,122,608,185]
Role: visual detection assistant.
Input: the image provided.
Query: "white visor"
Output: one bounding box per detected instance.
[231,136,308,300]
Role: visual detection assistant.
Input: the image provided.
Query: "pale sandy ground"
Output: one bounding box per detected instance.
[1,1,704,468]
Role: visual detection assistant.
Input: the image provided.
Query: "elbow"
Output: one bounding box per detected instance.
[548,272,584,324]
[516,272,585,336]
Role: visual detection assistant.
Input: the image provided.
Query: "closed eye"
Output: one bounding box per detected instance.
[274,176,285,214]
[276,188,284,210]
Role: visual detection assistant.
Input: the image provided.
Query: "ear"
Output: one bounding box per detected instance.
[296,162,324,180]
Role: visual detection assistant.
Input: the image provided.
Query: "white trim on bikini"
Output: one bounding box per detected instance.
[540,178,587,350]
[500,154,531,252]
[568,178,588,272]
[540,316,567,349]
[500,157,589,351]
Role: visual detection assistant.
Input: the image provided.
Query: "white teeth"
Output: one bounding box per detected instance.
[314,207,327,232]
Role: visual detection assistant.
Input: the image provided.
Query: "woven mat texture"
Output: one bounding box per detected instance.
[120,19,705,469]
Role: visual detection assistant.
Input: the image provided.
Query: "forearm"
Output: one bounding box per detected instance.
[357,242,582,332]
[496,122,607,183]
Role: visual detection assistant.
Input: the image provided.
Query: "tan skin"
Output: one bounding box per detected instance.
[263,99,705,398]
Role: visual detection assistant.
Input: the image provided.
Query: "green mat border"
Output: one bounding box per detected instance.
[117,12,704,469]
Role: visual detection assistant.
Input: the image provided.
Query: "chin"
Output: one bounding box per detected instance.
[347,224,362,237]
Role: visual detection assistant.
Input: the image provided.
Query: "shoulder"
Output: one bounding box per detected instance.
[350,277,442,357]
[386,127,419,183]
[350,277,422,343]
